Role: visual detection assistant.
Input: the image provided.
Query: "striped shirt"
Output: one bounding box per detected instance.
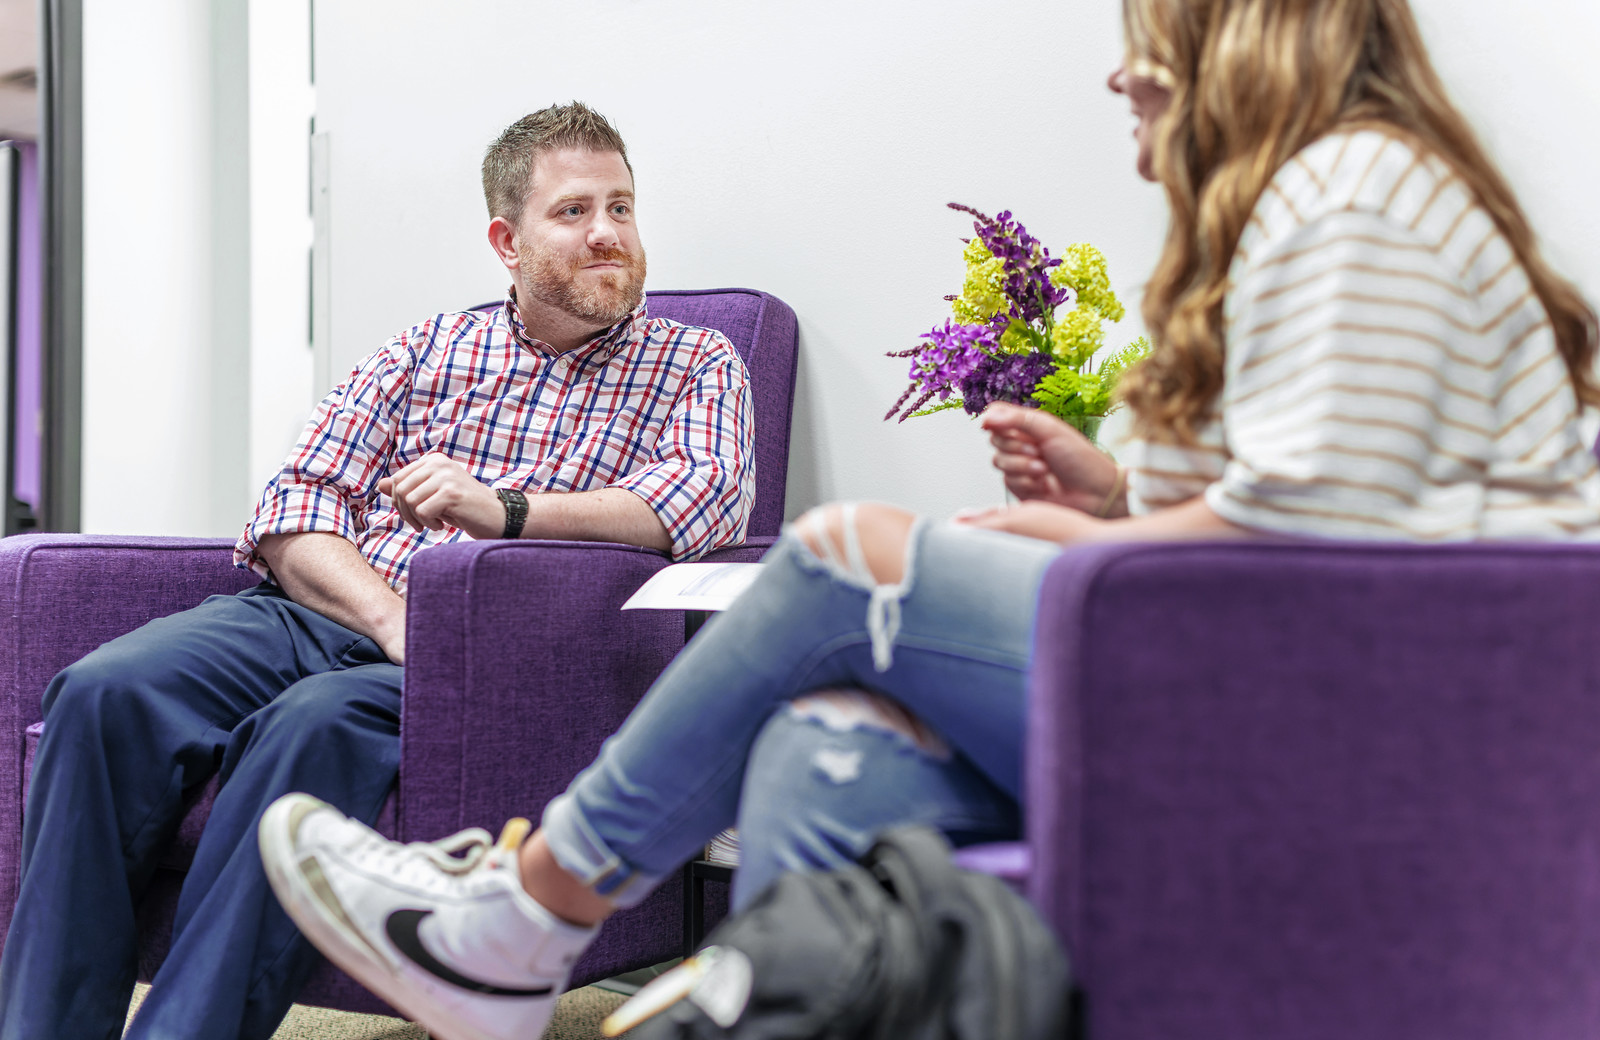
[1124,129,1600,541]
[235,293,755,592]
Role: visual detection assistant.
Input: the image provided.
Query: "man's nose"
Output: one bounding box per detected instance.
[587,213,622,250]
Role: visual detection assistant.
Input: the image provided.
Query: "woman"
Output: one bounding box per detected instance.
[258,2,1600,1038]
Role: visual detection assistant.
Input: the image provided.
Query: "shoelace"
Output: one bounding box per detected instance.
[409,827,496,875]
[351,818,532,888]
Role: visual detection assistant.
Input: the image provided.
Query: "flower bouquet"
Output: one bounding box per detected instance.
[886,203,1148,441]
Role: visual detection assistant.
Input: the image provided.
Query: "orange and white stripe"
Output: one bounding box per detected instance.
[1125,129,1600,541]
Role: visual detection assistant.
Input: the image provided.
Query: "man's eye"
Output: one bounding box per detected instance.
[563,206,582,217]
[612,204,630,216]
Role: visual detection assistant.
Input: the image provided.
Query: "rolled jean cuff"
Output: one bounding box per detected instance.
[539,790,667,909]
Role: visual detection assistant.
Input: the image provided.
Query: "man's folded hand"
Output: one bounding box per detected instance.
[379,452,507,538]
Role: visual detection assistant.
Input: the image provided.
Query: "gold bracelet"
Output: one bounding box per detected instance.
[1095,466,1127,519]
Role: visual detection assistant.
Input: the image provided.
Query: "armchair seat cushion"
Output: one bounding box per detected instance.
[951,840,1031,896]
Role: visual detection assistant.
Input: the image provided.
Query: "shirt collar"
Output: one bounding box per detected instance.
[503,288,650,364]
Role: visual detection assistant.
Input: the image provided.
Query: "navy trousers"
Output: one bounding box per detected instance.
[0,584,404,1040]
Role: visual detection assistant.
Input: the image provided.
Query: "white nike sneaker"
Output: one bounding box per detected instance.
[259,793,597,1040]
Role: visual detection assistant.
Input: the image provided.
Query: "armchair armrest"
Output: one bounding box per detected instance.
[401,537,729,985]
[698,535,778,565]
[0,534,256,943]
[397,534,782,841]
[398,539,684,840]
[400,536,785,984]
[1026,540,1600,1038]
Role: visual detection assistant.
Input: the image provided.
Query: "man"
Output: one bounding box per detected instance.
[0,101,754,1040]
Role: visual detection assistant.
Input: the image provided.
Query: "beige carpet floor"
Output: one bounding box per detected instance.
[126,983,634,1039]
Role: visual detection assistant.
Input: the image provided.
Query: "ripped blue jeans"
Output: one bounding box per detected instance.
[541,515,1061,910]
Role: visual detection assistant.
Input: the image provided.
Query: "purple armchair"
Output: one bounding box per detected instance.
[0,288,798,1016]
[1012,539,1600,1039]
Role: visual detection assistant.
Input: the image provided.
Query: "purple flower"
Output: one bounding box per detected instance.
[948,203,1071,325]
[914,320,994,390]
[884,319,1000,421]
[957,350,1056,415]
[885,203,1081,422]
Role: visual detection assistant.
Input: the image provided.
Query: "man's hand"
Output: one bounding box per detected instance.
[980,403,1124,517]
[379,452,504,538]
[376,454,672,551]
[954,500,1101,544]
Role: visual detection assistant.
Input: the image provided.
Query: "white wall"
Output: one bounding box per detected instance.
[81,0,312,536]
[311,0,1167,522]
[81,0,251,537]
[76,0,1600,532]
[1410,1,1600,312]
[308,0,1600,523]
[247,0,315,485]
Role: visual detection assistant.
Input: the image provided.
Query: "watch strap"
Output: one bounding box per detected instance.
[495,487,529,539]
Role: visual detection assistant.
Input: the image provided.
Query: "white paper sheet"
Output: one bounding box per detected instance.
[621,562,764,612]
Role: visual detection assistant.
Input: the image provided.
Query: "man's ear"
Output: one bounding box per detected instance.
[487,216,520,273]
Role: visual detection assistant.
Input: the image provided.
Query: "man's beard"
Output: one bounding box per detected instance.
[521,240,647,328]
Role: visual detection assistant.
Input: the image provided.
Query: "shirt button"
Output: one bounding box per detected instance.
[532,414,548,429]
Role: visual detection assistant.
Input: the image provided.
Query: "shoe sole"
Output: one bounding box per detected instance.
[258,795,507,1040]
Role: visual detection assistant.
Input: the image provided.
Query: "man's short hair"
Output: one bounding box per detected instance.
[482,102,633,225]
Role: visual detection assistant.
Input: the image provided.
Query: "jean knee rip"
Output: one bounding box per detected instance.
[787,689,951,762]
[811,746,864,784]
[790,503,924,672]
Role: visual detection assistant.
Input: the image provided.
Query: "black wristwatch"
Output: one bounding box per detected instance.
[495,487,528,539]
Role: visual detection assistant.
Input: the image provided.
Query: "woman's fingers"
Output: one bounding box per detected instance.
[982,403,1114,509]
[979,401,1035,432]
[1006,473,1062,501]
[993,450,1048,476]
[989,433,1040,457]
[981,401,1075,439]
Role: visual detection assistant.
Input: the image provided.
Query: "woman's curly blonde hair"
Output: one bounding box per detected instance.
[1118,0,1599,443]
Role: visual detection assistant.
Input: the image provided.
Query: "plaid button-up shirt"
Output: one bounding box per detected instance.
[234,294,754,592]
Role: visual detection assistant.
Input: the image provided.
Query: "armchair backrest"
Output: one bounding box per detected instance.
[472,289,799,540]
[645,289,798,539]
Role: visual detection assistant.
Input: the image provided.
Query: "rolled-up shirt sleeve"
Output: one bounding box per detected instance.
[234,338,414,579]
[612,339,755,560]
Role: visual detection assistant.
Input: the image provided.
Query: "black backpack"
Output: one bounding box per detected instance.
[617,826,1071,1039]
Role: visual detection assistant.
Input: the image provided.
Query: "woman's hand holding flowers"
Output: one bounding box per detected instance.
[981,403,1126,517]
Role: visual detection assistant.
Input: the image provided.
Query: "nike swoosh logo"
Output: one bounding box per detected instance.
[384,908,554,997]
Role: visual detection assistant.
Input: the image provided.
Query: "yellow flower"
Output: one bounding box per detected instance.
[951,239,1007,324]
[1049,243,1125,323]
[999,319,1034,354]
[1050,304,1106,367]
